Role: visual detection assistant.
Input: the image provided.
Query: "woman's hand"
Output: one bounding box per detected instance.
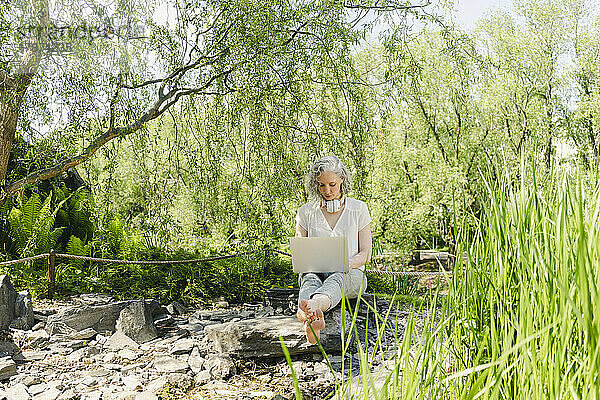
[295,222,308,237]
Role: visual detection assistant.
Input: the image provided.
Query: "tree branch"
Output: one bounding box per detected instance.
[344,1,431,11]
[122,48,229,90]
[1,68,234,198]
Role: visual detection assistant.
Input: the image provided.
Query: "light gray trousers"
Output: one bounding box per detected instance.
[298,269,367,311]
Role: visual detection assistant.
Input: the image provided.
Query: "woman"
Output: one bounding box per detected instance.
[295,155,372,344]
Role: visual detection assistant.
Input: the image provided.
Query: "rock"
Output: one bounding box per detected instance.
[75,293,115,306]
[33,386,61,400]
[106,391,137,400]
[0,356,17,380]
[239,310,254,319]
[202,310,350,358]
[11,291,34,330]
[31,322,45,331]
[0,340,19,356]
[88,368,111,378]
[12,374,42,387]
[4,383,29,400]
[165,302,187,316]
[187,347,205,374]
[175,322,205,333]
[205,353,236,379]
[82,390,102,400]
[135,392,158,400]
[117,348,139,361]
[122,362,145,373]
[71,328,98,340]
[249,391,275,398]
[115,300,158,344]
[103,351,117,362]
[82,376,98,387]
[255,306,274,318]
[27,382,45,396]
[0,275,16,330]
[105,331,140,350]
[62,340,87,350]
[165,373,193,391]
[45,300,160,335]
[152,314,174,328]
[24,329,50,348]
[152,356,189,374]
[57,389,78,400]
[121,375,143,391]
[46,322,76,336]
[169,338,195,355]
[194,370,211,385]
[21,350,47,361]
[33,310,53,322]
[102,362,122,371]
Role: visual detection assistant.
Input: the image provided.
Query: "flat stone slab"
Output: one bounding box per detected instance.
[202,311,350,358]
[152,356,189,374]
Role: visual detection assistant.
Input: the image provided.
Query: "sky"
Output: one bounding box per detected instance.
[453,0,513,29]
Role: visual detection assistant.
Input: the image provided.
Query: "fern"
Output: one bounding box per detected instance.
[20,193,42,242]
[9,192,68,256]
[0,199,12,252]
[66,235,91,268]
[106,217,124,257]
[68,190,94,240]
[9,207,27,254]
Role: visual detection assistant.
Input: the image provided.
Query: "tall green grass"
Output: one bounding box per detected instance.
[445,168,600,399]
[283,167,600,398]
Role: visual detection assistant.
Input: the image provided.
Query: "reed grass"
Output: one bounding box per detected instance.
[282,166,600,398]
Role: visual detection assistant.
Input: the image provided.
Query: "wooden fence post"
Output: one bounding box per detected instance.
[48,249,56,300]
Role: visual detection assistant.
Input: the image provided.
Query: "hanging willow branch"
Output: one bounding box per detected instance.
[1,67,233,198]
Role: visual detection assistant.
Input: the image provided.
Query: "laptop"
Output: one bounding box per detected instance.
[289,236,349,273]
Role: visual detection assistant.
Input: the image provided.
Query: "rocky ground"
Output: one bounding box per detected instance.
[0,288,433,400]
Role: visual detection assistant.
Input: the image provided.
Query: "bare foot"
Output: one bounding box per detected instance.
[301,299,321,320]
[297,299,309,323]
[304,309,325,345]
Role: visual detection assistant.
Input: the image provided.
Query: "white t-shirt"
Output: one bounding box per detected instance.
[296,197,372,266]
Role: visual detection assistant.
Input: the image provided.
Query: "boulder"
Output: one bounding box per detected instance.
[0,356,17,380]
[187,347,205,373]
[115,300,157,344]
[11,291,34,330]
[204,354,236,379]
[45,299,161,335]
[202,308,352,358]
[0,275,16,330]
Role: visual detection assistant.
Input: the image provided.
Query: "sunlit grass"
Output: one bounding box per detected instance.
[282,166,600,398]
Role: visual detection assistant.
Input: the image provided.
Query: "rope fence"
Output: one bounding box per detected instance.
[0,247,454,299]
[55,250,261,265]
[0,253,49,267]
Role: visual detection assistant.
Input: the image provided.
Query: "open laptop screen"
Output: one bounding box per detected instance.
[289,237,349,273]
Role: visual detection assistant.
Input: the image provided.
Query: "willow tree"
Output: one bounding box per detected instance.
[0,0,433,201]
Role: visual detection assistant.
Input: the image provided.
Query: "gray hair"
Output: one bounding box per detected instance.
[305,155,352,201]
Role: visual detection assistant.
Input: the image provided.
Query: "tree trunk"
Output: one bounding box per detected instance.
[0,0,49,185]
[0,94,20,184]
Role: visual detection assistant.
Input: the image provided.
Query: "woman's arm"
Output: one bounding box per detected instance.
[296,222,308,237]
[349,223,372,269]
